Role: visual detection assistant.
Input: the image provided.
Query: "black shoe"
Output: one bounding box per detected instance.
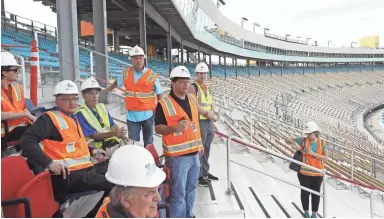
[207,173,218,181]
[198,177,209,187]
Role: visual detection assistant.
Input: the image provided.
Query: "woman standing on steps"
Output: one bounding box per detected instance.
[285,121,329,218]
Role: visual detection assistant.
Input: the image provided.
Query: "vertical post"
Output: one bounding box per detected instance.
[224,56,227,78]
[90,51,94,75]
[30,40,39,106]
[93,0,109,86]
[209,54,212,79]
[351,150,354,183]
[323,174,327,218]
[180,42,184,65]
[1,0,5,17]
[139,0,147,66]
[226,136,233,195]
[56,0,80,81]
[198,48,201,62]
[247,59,250,77]
[370,190,375,218]
[186,52,190,64]
[114,31,120,53]
[167,24,172,75]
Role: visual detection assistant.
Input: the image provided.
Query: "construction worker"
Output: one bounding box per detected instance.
[107,45,162,147]
[189,62,219,187]
[285,121,329,218]
[155,66,204,218]
[19,80,113,217]
[96,145,165,218]
[1,51,35,152]
[76,77,128,157]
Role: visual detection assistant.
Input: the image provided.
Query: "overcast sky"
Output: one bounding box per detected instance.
[3,0,384,48]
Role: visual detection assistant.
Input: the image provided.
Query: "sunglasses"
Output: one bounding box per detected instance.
[58,97,80,102]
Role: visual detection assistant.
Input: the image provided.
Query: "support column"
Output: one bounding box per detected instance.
[234,59,238,77]
[218,56,221,65]
[139,0,147,66]
[167,24,172,75]
[224,56,227,78]
[186,52,189,64]
[247,59,250,77]
[114,31,120,53]
[1,0,5,17]
[93,0,109,84]
[209,54,212,79]
[198,48,201,62]
[180,42,184,65]
[56,0,80,81]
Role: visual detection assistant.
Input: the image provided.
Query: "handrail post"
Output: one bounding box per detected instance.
[226,136,233,195]
[322,173,327,218]
[351,150,354,184]
[370,189,375,218]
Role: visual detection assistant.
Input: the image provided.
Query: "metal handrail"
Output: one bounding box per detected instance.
[214,95,384,163]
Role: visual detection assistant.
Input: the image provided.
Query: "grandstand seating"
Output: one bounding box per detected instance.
[208,71,384,190]
[3,28,384,86]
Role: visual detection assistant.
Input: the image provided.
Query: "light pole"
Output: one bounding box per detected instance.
[306,37,311,45]
[264,28,270,36]
[328,40,332,47]
[241,17,248,28]
[285,34,290,40]
[252,22,260,33]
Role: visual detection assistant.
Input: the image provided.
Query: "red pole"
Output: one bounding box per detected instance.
[30,40,38,106]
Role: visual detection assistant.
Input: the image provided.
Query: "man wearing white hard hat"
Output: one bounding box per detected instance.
[96,145,165,218]
[189,62,219,187]
[155,66,204,218]
[107,45,162,147]
[19,80,113,217]
[1,51,35,151]
[76,77,128,157]
[285,121,329,218]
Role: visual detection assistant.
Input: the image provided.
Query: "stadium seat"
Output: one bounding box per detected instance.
[1,156,59,218]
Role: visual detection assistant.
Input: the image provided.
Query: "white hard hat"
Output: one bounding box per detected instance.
[128,45,146,60]
[105,145,166,188]
[80,77,101,91]
[54,80,79,96]
[303,121,319,134]
[195,62,209,73]
[169,66,191,79]
[1,51,20,67]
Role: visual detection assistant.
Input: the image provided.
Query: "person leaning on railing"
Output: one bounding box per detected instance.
[285,121,329,218]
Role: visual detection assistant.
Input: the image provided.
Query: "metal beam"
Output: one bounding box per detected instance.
[111,0,131,10]
[139,0,147,66]
[79,10,138,21]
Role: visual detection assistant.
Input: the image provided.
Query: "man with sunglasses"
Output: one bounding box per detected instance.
[1,51,35,153]
[20,80,113,217]
[107,45,162,147]
[77,77,128,157]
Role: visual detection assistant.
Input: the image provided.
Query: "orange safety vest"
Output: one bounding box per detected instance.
[159,94,203,157]
[96,197,111,218]
[1,82,31,137]
[300,137,326,177]
[41,110,93,171]
[122,66,158,111]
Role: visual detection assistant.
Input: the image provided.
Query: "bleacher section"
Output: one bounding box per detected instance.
[3,29,384,86]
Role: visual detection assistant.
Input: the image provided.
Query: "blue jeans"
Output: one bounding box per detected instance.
[127,115,154,146]
[167,154,200,218]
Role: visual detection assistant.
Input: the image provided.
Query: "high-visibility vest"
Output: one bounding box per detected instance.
[96,197,111,218]
[195,82,213,120]
[122,66,158,111]
[159,94,203,157]
[76,103,120,149]
[300,137,326,177]
[41,110,93,171]
[1,82,31,137]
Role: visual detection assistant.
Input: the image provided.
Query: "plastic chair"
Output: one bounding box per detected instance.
[1,120,21,157]
[24,98,46,118]
[1,156,59,218]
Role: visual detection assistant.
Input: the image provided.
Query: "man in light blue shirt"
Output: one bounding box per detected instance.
[107,45,162,147]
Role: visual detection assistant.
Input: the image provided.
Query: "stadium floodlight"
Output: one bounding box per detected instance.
[306,37,311,44]
[285,34,290,40]
[252,22,260,32]
[241,17,248,27]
